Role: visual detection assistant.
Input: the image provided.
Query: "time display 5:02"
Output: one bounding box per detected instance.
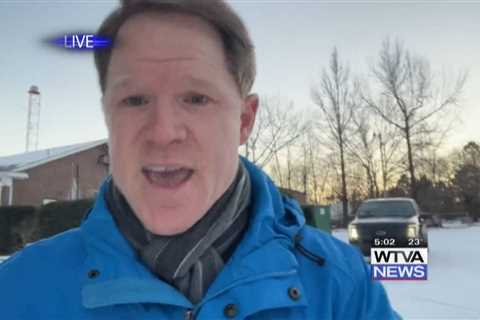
[373,238,396,246]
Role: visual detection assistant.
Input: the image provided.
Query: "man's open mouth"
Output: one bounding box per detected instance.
[142,165,194,189]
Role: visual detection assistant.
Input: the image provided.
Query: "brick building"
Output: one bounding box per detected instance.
[0,139,311,208]
[0,140,109,206]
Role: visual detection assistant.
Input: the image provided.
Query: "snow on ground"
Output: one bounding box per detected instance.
[333,224,480,320]
[1,225,478,319]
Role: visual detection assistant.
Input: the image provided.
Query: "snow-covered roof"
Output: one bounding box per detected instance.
[0,139,107,172]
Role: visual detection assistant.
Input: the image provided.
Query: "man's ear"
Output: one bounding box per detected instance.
[240,94,259,145]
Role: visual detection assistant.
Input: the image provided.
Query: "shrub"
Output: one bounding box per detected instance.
[29,199,94,242]
[0,206,36,255]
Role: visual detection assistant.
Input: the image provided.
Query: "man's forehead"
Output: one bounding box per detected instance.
[107,46,230,91]
[109,13,228,71]
[116,11,221,44]
[105,12,236,93]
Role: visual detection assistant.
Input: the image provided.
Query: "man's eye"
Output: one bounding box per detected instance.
[183,94,210,106]
[121,95,149,107]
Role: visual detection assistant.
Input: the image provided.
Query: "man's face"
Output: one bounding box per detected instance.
[102,13,258,235]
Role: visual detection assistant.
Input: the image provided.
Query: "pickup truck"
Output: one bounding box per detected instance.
[348,197,428,256]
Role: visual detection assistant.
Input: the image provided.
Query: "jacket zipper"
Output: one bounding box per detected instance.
[294,234,326,266]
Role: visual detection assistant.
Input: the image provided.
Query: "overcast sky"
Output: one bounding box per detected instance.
[1,1,479,156]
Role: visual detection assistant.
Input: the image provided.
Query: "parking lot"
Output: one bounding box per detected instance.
[2,224,479,319]
[334,223,480,319]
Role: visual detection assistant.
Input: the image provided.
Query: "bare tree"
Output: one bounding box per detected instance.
[242,96,308,168]
[300,127,332,204]
[311,48,355,226]
[363,39,467,200]
[347,99,404,198]
[267,124,335,205]
[376,129,404,196]
[347,107,380,198]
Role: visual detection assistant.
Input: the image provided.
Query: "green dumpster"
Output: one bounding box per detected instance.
[301,205,331,233]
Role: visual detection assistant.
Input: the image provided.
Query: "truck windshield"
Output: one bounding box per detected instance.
[356,201,416,218]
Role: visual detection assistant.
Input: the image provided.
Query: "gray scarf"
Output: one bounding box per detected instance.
[105,162,251,304]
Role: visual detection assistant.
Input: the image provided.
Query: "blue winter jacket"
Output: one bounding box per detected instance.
[0,159,400,319]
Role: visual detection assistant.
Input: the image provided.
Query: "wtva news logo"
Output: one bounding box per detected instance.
[48,34,111,51]
[371,247,428,281]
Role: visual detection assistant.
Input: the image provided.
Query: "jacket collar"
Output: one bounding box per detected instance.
[235,157,305,252]
[79,178,193,308]
[80,158,307,313]
[197,158,308,316]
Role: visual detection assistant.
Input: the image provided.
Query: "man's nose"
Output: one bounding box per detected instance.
[145,100,187,146]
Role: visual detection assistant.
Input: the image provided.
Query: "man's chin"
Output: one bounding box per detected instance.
[144,216,200,236]
[138,204,204,236]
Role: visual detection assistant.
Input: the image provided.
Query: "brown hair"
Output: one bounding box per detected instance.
[94,0,256,97]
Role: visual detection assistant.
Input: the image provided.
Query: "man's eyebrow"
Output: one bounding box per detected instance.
[107,74,223,96]
[184,76,220,91]
[109,76,132,90]
[137,57,194,64]
[109,76,219,90]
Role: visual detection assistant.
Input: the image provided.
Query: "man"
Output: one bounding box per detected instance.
[0,1,400,319]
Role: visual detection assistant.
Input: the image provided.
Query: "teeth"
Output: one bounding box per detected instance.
[144,165,185,173]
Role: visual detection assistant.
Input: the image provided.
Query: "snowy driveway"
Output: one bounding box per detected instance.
[1,226,478,319]
[333,224,480,319]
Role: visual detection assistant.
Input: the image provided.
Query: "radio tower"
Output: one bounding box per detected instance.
[25,85,41,152]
